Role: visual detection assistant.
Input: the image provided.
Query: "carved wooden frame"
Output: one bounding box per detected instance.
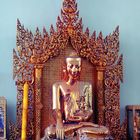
[12,0,126,139]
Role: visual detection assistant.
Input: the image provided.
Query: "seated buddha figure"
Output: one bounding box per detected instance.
[42,52,109,140]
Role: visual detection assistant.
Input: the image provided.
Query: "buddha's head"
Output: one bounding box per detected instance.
[66,52,81,80]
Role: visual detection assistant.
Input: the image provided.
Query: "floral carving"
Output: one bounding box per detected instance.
[13,0,125,139]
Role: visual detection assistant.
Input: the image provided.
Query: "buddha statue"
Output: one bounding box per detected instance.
[42,52,109,140]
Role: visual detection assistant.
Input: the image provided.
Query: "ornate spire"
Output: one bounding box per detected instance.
[62,0,78,25]
[61,0,80,35]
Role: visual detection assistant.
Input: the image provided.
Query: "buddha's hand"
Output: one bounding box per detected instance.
[56,123,64,139]
[79,122,99,128]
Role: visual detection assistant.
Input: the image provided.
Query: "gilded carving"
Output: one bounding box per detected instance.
[34,66,43,139]
[12,0,125,139]
[104,55,124,139]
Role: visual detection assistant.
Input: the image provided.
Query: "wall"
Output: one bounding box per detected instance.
[0,0,140,128]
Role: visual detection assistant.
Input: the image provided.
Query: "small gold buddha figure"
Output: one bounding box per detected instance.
[42,52,109,140]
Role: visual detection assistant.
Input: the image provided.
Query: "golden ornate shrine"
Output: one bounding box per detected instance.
[10,0,127,139]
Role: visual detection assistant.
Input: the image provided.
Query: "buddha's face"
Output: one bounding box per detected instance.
[66,57,81,80]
